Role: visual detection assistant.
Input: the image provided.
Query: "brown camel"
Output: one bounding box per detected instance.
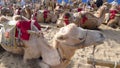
[73,4,108,29]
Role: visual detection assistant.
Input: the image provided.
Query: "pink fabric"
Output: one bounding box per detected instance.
[110,10,118,19]
[15,20,31,40]
[64,16,69,25]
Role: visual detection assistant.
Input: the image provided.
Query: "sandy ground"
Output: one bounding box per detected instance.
[0,23,120,68]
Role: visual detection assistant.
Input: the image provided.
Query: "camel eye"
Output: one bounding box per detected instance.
[79,38,84,40]
[58,36,64,40]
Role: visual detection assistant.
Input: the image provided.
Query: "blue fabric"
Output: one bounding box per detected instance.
[57,0,120,4]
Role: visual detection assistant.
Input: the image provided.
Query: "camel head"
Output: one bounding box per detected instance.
[94,4,108,18]
[55,23,105,48]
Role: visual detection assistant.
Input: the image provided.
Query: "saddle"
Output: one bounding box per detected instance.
[0,23,24,48]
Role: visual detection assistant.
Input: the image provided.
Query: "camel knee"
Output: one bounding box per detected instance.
[24,50,41,61]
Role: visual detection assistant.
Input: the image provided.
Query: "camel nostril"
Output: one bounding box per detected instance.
[100,33,104,38]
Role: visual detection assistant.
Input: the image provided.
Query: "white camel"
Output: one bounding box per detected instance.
[38,23,105,68]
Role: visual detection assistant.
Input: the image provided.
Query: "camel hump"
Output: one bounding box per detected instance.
[84,12,98,18]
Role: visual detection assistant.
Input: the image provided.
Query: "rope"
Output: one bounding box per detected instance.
[114,61,118,68]
[92,45,96,68]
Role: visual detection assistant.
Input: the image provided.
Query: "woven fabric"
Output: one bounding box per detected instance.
[1,24,17,47]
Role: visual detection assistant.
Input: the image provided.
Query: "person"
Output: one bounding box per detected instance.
[95,0,103,7]
[63,13,71,25]
[43,8,49,23]
[14,7,22,15]
[87,0,92,6]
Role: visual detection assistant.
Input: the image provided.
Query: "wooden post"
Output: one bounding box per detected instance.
[87,58,120,68]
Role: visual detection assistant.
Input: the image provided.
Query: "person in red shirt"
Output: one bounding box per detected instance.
[43,8,49,23]
[63,13,71,25]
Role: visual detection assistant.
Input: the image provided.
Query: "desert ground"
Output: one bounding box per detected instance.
[0,23,120,68]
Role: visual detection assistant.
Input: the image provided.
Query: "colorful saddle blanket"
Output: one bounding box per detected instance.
[0,23,17,47]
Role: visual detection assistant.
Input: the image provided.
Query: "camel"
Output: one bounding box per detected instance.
[56,12,73,27]
[56,3,108,29]
[38,23,105,68]
[104,4,120,28]
[35,10,57,23]
[22,5,32,19]
[48,0,56,11]
[72,4,108,29]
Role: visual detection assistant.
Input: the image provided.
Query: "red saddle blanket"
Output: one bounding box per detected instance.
[15,20,41,40]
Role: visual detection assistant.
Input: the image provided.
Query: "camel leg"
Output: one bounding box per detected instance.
[23,39,41,63]
[104,13,110,24]
[107,20,117,28]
